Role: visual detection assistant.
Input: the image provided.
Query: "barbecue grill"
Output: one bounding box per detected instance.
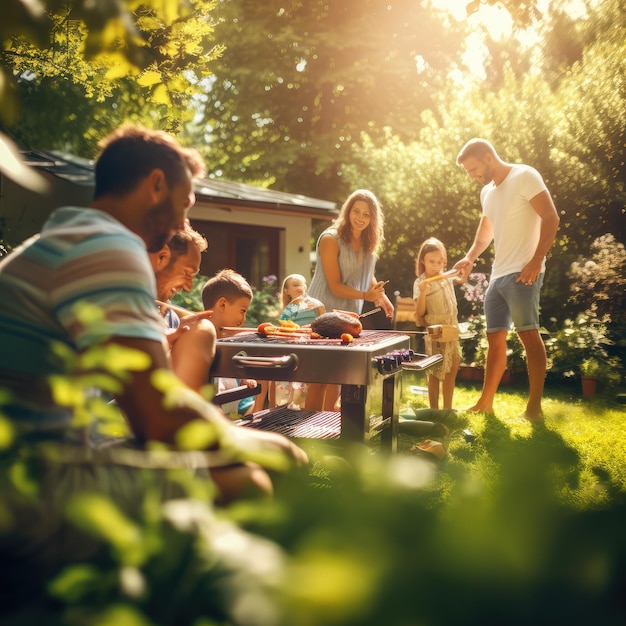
[211,329,442,452]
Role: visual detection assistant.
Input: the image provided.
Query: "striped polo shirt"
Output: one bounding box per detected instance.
[0,207,164,435]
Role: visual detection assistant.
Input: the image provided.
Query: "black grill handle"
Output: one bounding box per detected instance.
[232,351,299,373]
[212,384,262,407]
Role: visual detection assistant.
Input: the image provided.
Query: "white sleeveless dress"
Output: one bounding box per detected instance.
[308,227,377,314]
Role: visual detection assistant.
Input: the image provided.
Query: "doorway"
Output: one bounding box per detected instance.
[191,220,281,288]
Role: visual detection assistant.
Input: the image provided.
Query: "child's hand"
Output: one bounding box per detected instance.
[164,309,214,348]
[241,379,258,389]
[164,324,189,348]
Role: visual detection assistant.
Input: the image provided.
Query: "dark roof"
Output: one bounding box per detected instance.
[194,178,337,216]
[22,150,95,185]
[20,149,337,218]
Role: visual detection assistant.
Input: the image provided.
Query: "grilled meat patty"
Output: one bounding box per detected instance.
[311,311,362,338]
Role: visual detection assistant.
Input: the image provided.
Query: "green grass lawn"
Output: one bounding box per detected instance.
[397,375,626,509]
[5,375,624,625]
[255,377,626,625]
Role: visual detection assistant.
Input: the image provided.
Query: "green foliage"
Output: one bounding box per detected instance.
[0,303,291,624]
[193,0,467,200]
[170,274,207,312]
[245,274,281,327]
[3,337,626,624]
[2,0,223,153]
[580,357,606,378]
[568,233,626,322]
[242,388,626,625]
[544,313,623,387]
[458,315,485,365]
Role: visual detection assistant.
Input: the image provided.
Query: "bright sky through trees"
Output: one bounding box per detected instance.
[433,0,590,83]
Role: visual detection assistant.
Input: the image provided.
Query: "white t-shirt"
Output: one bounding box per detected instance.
[480,164,548,280]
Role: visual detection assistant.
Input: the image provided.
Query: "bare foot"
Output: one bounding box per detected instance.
[466,403,493,414]
[523,410,544,424]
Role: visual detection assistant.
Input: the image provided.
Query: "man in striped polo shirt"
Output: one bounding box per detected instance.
[0,125,307,509]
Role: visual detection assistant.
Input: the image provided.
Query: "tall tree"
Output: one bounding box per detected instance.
[547,0,626,243]
[341,0,626,323]
[195,0,466,200]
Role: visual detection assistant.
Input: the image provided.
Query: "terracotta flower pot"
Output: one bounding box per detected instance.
[500,369,512,385]
[581,375,598,398]
[458,365,483,382]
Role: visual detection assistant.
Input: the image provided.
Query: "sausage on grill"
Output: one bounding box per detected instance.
[311,311,362,338]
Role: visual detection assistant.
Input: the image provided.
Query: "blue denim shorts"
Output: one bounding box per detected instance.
[484,272,544,333]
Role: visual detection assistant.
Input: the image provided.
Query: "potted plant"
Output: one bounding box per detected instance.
[580,358,600,398]
[579,355,624,398]
[545,312,624,389]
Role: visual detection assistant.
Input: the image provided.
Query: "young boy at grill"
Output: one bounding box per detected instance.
[201,269,266,417]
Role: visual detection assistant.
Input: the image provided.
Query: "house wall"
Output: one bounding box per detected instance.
[190,203,316,283]
[0,173,325,286]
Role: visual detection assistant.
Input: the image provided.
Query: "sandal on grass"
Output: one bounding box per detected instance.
[410,439,446,461]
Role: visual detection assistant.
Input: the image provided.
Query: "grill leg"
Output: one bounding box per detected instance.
[340,384,368,444]
[340,376,399,452]
[380,374,400,453]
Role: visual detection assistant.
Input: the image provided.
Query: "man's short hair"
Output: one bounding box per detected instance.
[456,138,497,166]
[202,269,253,309]
[167,222,208,265]
[94,124,206,199]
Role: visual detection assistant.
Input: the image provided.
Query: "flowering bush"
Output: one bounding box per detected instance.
[568,233,626,320]
[459,272,489,316]
[458,315,484,365]
[544,313,623,385]
[458,273,489,364]
[246,274,281,326]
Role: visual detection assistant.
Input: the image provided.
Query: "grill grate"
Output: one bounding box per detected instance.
[218,329,403,347]
[237,406,340,439]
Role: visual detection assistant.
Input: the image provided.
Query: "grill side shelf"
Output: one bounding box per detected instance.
[401,354,443,371]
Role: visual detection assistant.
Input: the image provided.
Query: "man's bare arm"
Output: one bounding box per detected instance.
[517,191,560,284]
[111,336,228,445]
[453,216,494,282]
[108,336,308,468]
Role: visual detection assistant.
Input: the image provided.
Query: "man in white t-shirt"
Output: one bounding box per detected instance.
[453,139,560,423]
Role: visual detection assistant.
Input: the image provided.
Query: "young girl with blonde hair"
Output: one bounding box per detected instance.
[279,274,326,325]
[413,237,462,409]
[274,274,326,410]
